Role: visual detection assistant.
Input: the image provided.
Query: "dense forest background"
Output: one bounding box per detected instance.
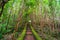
[0,0,60,40]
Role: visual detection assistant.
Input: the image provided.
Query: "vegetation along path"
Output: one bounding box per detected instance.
[24,27,35,40]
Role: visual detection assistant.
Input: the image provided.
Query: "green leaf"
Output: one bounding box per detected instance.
[0,33,3,39]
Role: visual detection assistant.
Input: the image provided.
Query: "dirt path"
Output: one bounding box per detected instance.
[24,27,35,40]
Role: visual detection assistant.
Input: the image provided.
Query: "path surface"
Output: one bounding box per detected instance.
[24,27,35,40]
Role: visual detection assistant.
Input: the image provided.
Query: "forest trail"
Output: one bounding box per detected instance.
[24,27,35,40]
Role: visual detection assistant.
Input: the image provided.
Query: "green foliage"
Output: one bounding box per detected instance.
[0,33,3,39]
[0,0,22,39]
[18,27,24,32]
[0,0,60,40]
[25,0,35,7]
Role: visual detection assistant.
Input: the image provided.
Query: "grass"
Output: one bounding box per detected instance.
[31,26,42,40]
[17,27,26,40]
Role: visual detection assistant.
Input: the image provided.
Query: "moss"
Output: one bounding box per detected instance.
[31,26,42,40]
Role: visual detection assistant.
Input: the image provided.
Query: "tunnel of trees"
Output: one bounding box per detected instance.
[0,0,60,40]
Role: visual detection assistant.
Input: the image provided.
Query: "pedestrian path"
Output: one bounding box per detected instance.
[24,27,35,40]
